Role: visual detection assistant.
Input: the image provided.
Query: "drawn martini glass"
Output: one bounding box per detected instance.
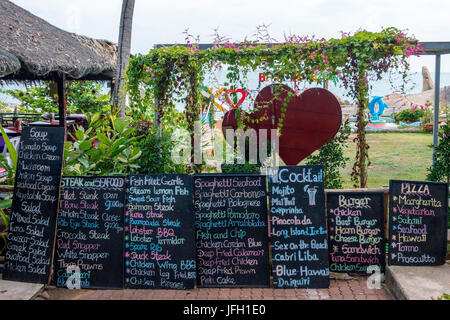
[304,185,318,206]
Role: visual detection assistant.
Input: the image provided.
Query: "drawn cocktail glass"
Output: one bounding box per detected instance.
[307,187,318,205]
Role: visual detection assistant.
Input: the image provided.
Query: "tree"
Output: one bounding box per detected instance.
[0,82,110,114]
[112,0,135,118]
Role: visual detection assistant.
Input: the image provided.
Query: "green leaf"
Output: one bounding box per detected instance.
[75,129,86,141]
[114,119,126,133]
[116,154,128,163]
[0,208,9,228]
[79,141,92,151]
[0,199,12,209]
[128,149,142,161]
[97,132,110,145]
[90,112,101,124]
[78,157,90,169]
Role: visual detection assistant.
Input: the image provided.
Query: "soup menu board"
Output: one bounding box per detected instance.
[268,166,329,289]
[124,174,196,289]
[388,180,448,266]
[3,126,64,284]
[194,174,270,287]
[327,192,385,274]
[54,176,126,289]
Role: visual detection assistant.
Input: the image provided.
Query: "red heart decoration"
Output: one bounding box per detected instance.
[222,84,342,165]
[225,89,247,109]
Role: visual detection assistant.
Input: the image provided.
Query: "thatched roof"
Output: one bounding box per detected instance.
[0,0,118,81]
[0,46,20,77]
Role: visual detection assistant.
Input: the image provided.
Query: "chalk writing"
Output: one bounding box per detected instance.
[388,180,448,266]
[327,192,385,274]
[268,166,329,288]
[124,174,195,289]
[54,176,125,289]
[194,174,269,287]
[4,126,64,284]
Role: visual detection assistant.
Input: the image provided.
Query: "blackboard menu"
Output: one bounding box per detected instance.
[194,174,270,287]
[327,192,385,274]
[4,126,64,284]
[388,180,448,266]
[124,174,196,289]
[268,166,329,288]
[54,176,125,289]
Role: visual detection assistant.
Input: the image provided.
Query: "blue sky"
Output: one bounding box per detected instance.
[9,0,450,72]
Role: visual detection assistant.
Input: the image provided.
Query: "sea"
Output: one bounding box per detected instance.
[2,71,450,110]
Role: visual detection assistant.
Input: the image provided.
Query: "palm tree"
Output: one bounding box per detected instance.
[112,0,135,118]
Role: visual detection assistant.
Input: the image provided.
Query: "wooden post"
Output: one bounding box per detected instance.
[356,71,369,188]
[432,54,441,164]
[57,74,67,129]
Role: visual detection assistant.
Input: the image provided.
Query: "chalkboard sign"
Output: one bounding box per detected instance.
[3,126,64,284]
[54,176,126,289]
[388,180,448,266]
[124,174,196,289]
[194,174,270,287]
[327,192,385,274]
[268,166,329,288]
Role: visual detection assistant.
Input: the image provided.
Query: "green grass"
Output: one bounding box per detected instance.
[212,130,435,189]
[340,132,434,188]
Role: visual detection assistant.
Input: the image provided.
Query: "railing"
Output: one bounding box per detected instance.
[0,113,44,127]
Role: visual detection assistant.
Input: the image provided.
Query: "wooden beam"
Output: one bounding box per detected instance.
[1,72,113,82]
[157,42,450,55]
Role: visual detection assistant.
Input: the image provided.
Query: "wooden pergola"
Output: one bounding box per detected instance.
[155,41,450,161]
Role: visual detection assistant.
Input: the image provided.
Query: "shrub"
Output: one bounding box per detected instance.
[131,125,187,175]
[426,122,450,229]
[63,113,141,176]
[0,127,17,254]
[221,160,261,174]
[1,81,110,114]
[420,106,434,124]
[435,293,450,300]
[427,123,450,183]
[395,108,424,123]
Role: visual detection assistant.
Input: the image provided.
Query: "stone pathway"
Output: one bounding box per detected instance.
[40,277,392,300]
[386,262,450,300]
